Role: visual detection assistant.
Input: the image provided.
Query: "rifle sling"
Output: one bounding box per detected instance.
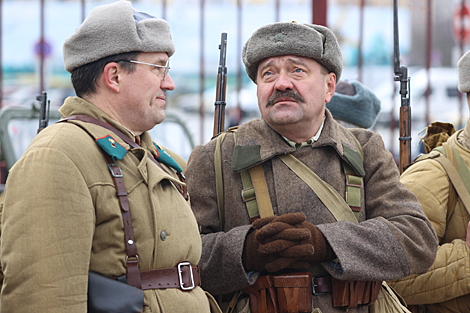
[215,132,228,229]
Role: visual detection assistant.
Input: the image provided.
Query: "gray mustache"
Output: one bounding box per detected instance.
[266,89,305,107]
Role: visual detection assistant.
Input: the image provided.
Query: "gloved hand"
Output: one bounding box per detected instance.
[243,213,315,272]
[296,221,336,262]
[255,213,335,263]
[242,228,313,272]
[252,212,306,230]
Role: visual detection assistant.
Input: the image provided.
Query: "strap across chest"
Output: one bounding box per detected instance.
[215,128,364,228]
[57,115,198,291]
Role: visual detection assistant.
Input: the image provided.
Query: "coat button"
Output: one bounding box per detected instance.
[160,231,167,241]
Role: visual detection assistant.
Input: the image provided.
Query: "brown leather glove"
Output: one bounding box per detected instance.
[253,213,312,255]
[243,213,315,272]
[252,212,306,230]
[296,221,336,262]
[243,229,313,272]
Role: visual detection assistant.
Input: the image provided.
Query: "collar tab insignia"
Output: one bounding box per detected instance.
[153,142,183,173]
[96,135,128,160]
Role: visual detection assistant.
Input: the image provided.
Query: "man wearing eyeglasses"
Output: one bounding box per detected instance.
[0,1,220,313]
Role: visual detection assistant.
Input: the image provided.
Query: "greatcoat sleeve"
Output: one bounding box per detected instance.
[388,158,470,306]
[314,130,438,282]
[1,145,94,312]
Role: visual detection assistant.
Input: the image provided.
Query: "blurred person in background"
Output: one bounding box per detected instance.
[327,80,381,129]
[388,49,470,313]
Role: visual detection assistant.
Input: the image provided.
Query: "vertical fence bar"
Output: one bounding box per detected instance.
[199,0,205,144]
[358,0,364,82]
[81,0,85,22]
[275,0,280,22]
[162,0,167,20]
[425,0,432,126]
[458,0,466,128]
[0,0,3,109]
[39,0,45,94]
[312,0,327,26]
[236,0,242,126]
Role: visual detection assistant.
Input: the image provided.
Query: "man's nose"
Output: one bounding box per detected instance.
[162,73,175,91]
[274,72,294,91]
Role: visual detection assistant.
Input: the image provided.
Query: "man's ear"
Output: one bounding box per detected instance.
[102,62,121,93]
[325,73,336,103]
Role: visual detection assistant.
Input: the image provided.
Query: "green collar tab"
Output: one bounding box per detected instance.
[342,143,365,177]
[153,142,183,173]
[231,145,262,171]
[96,135,128,161]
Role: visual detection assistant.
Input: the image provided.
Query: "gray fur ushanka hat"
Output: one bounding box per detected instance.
[458,49,470,93]
[63,0,175,73]
[242,22,342,83]
[326,80,381,129]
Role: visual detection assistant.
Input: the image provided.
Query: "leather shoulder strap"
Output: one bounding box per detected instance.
[58,119,142,288]
[214,126,240,230]
[432,144,470,216]
[215,132,228,230]
[61,115,140,148]
[59,115,188,200]
[102,153,142,289]
[279,154,358,223]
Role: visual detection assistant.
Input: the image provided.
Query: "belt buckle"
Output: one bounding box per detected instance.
[312,276,324,295]
[108,164,123,178]
[177,262,195,291]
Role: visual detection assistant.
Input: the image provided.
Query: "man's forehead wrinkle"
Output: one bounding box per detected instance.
[261,56,308,69]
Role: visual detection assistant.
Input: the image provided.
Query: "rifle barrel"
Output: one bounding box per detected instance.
[393,0,400,75]
[213,33,228,137]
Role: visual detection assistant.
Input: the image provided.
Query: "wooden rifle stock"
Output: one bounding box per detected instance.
[393,0,411,174]
[399,97,411,173]
[213,33,228,137]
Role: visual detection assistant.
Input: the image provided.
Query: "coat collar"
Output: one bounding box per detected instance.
[58,97,162,163]
[231,109,365,176]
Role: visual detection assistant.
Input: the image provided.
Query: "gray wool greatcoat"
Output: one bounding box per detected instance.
[185,109,438,313]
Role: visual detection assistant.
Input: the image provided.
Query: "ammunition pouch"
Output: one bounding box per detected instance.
[243,273,382,313]
[243,272,312,313]
[273,273,313,313]
[331,277,382,309]
[243,274,278,313]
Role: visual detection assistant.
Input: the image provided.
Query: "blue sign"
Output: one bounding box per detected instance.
[35,39,52,57]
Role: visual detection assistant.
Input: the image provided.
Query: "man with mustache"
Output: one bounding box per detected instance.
[185,22,437,313]
[0,1,220,312]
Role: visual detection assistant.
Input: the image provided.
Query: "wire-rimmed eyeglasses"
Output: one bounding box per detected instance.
[117,59,170,80]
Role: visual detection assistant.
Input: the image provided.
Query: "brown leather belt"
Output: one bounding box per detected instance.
[312,276,332,294]
[140,262,201,291]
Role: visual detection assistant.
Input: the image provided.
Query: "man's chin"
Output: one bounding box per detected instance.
[266,111,302,124]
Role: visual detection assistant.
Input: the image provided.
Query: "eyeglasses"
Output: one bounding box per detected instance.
[117,59,170,80]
